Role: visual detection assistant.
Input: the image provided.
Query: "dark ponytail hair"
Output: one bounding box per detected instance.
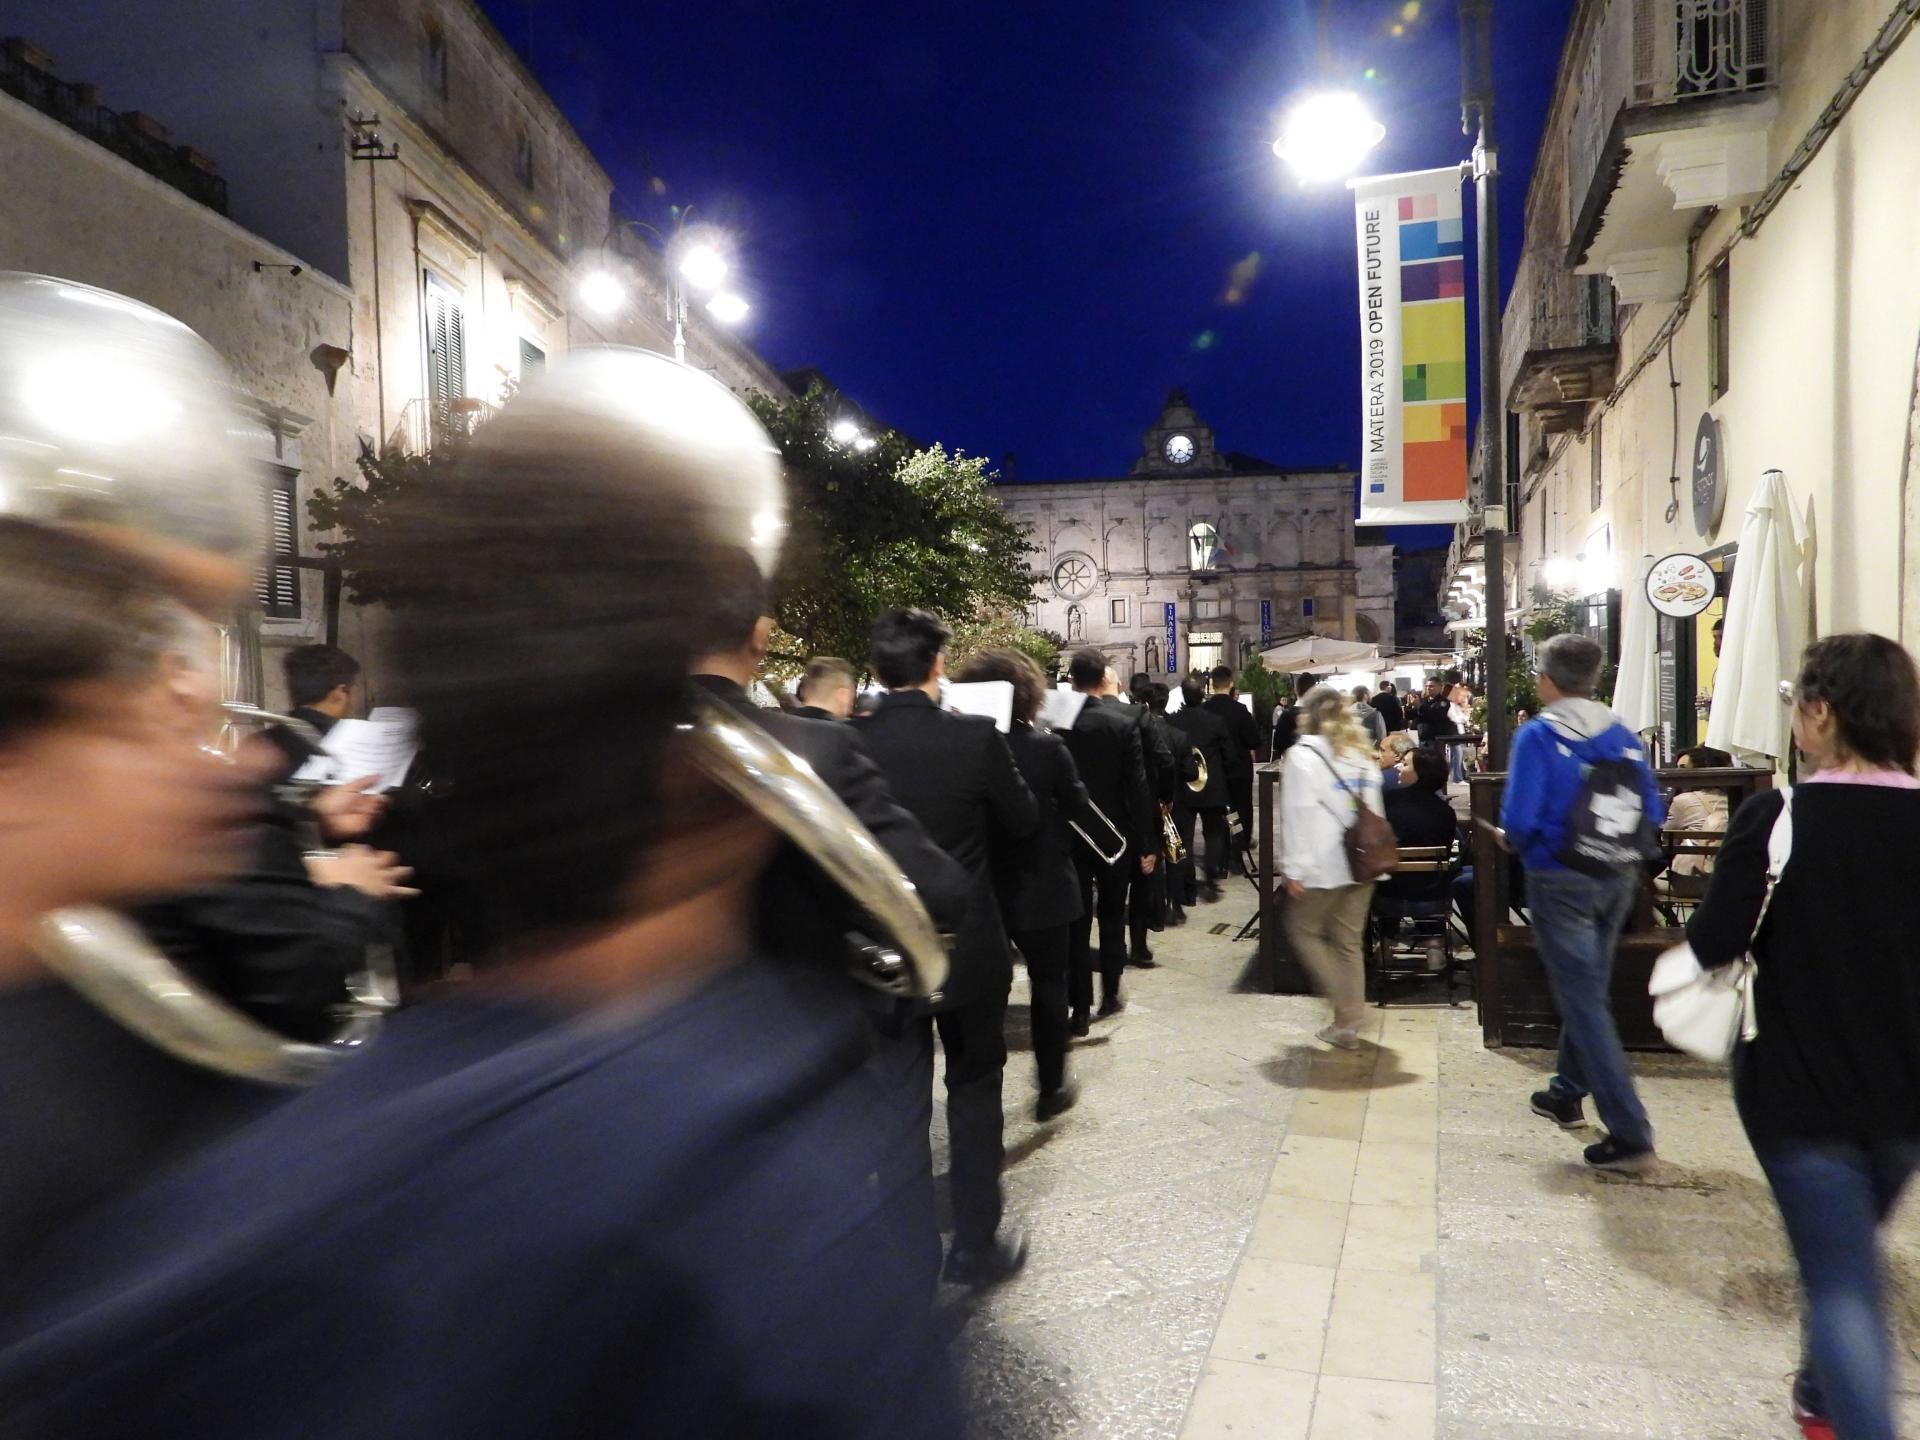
[1794,634,1920,774]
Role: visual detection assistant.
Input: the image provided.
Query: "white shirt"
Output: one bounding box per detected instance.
[1281,734,1386,890]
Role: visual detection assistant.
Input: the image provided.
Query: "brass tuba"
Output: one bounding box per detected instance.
[3,284,948,1087]
[1186,746,1208,793]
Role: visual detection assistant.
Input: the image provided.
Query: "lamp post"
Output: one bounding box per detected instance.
[1273,0,1509,766]
[576,215,750,366]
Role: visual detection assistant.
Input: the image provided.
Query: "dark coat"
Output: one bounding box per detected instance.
[1169,705,1232,811]
[998,725,1090,931]
[692,676,970,951]
[855,691,1038,1008]
[1201,694,1262,779]
[1060,695,1156,855]
[1380,785,1460,902]
[1370,689,1407,734]
[1413,694,1459,743]
[1134,707,1185,805]
[791,705,839,723]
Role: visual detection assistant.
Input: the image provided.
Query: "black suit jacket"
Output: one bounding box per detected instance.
[1414,695,1459,743]
[692,676,970,959]
[855,691,1038,1008]
[1201,694,1261,781]
[1169,705,1231,811]
[998,725,1090,932]
[1370,690,1407,734]
[1061,694,1156,856]
[1135,707,1183,805]
[791,705,839,723]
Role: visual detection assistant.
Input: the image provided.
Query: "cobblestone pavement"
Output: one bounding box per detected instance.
[934,903,1920,1439]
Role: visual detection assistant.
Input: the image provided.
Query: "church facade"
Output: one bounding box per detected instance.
[994,391,1375,680]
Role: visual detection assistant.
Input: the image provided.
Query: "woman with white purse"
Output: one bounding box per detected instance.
[1681,635,1920,1440]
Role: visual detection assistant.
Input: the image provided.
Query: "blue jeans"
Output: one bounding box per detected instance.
[1527,867,1652,1151]
[1754,1139,1920,1440]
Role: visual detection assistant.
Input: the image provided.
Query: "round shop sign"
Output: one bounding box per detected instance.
[1691,413,1723,536]
[1645,552,1717,618]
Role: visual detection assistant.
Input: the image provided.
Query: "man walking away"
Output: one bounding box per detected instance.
[1202,665,1262,869]
[860,608,1038,1287]
[794,656,857,720]
[1350,685,1387,746]
[1502,634,1664,1174]
[1126,674,1180,965]
[1371,680,1406,736]
[1060,648,1156,1028]
[1169,678,1233,904]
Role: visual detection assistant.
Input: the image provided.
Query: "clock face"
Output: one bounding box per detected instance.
[1164,433,1195,465]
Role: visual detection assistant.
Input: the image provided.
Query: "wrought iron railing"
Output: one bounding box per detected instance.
[1567,0,1774,232]
[1501,250,1618,397]
[386,396,498,457]
[0,40,228,214]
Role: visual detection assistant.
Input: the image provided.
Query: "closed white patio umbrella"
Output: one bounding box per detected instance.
[1257,634,1383,674]
[1612,554,1659,738]
[1705,469,1809,766]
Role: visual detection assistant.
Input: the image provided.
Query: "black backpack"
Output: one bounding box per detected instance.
[1554,749,1664,877]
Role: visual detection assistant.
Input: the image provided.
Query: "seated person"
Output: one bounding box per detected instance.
[1379,748,1458,911]
[1378,734,1415,790]
[1657,744,1733,897]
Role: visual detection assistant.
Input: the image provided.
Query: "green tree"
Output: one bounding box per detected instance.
[305,441,451,609]
[745,386,1039,667]
[949,612,1064,679]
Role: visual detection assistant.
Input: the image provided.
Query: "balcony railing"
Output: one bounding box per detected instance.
[387,395,498,457]
[1568,0,1774,234]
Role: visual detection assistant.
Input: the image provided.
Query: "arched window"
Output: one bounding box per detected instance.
[1188,522,1219,571]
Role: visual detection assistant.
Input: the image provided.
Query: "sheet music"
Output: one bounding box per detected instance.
[291,707,420,791]
[1039,687,1088,731]
[943,680,1015,733]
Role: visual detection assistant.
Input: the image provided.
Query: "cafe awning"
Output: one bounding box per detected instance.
[1706,470,1808,766]
[1256,635,1384,674]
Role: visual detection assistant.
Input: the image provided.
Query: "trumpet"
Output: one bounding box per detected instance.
[1162,805,1187,866]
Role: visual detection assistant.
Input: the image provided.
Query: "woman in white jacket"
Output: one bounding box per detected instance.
[1283,684,1387,1049]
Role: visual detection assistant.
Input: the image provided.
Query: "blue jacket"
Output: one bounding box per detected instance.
[1501,698,1664,874]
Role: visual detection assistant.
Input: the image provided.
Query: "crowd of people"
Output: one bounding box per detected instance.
[3,278,1918,1440]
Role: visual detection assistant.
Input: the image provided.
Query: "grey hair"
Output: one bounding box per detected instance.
[1385,734,1416,757]
[1537,632,1604,695]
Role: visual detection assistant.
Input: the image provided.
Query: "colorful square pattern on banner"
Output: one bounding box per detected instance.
[1349,167,1473,526]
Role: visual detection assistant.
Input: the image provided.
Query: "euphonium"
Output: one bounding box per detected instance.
[1186,745,1208,793]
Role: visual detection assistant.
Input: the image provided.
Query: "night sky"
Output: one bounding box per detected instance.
[479,0,1575,499]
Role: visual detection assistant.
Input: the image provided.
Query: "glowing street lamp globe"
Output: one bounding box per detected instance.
[1272,91,1387,184]
[678,243,730,293]
[706,292,750,325]
[831,419,861,445]
[578,270,625,316]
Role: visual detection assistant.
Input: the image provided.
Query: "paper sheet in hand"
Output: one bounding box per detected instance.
[292,707,419,791]
[1039,687,1088,732]
[943,681,1015,733]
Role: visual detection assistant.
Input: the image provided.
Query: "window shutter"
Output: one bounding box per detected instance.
[257,469,300,619]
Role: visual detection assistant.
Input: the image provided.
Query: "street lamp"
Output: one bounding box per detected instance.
[582,216,752,366]
[1271,0,1508,766]
[577,269,625,318]
[705,292,751,326]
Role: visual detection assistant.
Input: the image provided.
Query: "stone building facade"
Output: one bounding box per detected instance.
[995,392,1367,679]
[2,2,788,706]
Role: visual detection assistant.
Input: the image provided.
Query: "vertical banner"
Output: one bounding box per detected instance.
[1349,166,1472,526]
[1164,602,1178,674]
[1260,599,1273,647]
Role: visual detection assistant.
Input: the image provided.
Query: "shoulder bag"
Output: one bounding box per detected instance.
[1647,787,1793,1062]
[1304,744,1398,884]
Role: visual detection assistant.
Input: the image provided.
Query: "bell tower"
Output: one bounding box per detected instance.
[1132,387,1222,475]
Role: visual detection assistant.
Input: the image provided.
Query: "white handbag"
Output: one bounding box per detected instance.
[1648,787,1794,1062]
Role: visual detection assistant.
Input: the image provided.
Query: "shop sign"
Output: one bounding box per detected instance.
[1163,602,1178,673]
[1691,413,1724,536]
[1646,552,1717,618]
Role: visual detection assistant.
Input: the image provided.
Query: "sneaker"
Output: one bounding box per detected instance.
[1583,1135,1657,1175]
[1790,1372,1833,1440]
[1316,1024,1362,1051]
[1530,1090,1587,1129]
[1035,1079,1080,1122]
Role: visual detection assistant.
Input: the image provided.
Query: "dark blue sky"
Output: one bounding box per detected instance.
[480,0,1574,486]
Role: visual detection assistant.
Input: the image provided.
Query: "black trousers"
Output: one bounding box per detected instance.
[1010,925,1070,1094]
[931,992,1009,1252]
[863,996,942,1292]
[1128,838,1166,954]
[1227,773,1255,867]
[1070,847,1130,1012]
[1175,803,1232,892]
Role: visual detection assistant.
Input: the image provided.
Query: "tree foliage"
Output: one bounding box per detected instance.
[305,442,454,609]
[745,386,1039,667]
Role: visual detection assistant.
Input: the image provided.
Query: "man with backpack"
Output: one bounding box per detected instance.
[1501,634,1665,1175]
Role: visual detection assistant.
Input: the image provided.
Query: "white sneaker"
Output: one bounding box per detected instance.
[1316,1024,1362,1051]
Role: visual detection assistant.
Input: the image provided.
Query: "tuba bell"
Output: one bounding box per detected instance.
[1186,745,1208,793]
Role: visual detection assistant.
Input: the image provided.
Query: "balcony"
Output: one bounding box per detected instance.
[1566,0,1776,301]
[386,396,498,457]
[1503,251,1618,437]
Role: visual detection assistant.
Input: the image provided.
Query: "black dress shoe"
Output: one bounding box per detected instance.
[1069,1010,1091,1038]
[1166,906,1189,927]
[942,1230,1029,1288]
[1128,947,1157,969]
[1199,884,1222,903]
[1035,1079,1080,1122]
[1096,995,1125,1019]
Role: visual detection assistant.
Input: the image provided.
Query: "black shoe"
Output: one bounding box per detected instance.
[1128,948,1158,969]
[1790,1372,1833,1439]
[1199,884,1222,903]
[1530,1090,1586,1129]
[1584,1135,1657,1175]
[1036,1080,1080,1122]
[1096,995,1125,1019]
[942,1230,1029,1288]
[1069,1010,1091,1038]
[1166,907,1188,928]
